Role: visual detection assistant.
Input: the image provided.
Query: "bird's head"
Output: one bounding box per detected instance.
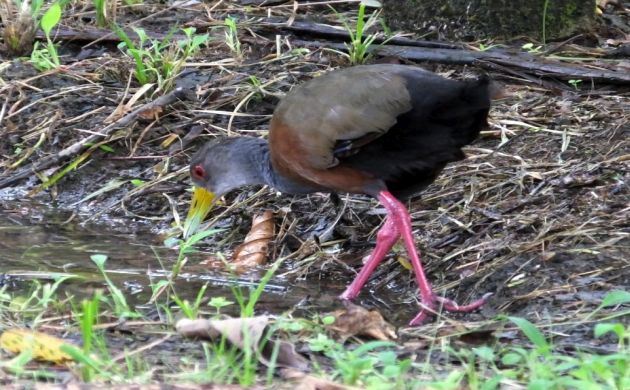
[182,137,268,238]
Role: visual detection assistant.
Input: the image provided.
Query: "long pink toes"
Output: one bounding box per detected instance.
[341,190,490,326]
[409,292,493,326]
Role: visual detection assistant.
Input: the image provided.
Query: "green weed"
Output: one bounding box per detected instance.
[77,291,101,381]
[166,227,223,279]
[166,235,283,386]
[542,0,550,45]
[231,258,282,318]
[522,42,543,54]
[93,0,116,27]
[336,3,380,65]
[115,26,209,91]
[2,276,74,325]
[309,335,408,388]
[498,314,630,388]
[477,42,502,52]
[30,2,62,71]
[246,75,264,103]
[0,346,59,380]
[568,79,582,90]
[208,296,234,316]
[175,337,257,386]
[224,16,242,60]
[172,282,209,319]
[158,227,223,319]
[170,259,281,387]
[0,0,44,55]
[90,254,140,319]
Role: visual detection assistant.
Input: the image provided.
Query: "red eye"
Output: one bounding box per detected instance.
[191,165,205,179]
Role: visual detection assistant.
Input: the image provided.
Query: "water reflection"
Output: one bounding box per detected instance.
[0,207,310,317]
[0,206,414,324]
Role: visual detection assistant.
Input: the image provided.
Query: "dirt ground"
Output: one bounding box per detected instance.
[1,0,628,340]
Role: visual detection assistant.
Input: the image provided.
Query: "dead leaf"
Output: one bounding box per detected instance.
[161,133,179,148]
[525,171,544,181]
[396,254,413,271]
[176,316,308,371]
[282,368,362,390]
[327,302,397,341]
[104,83,154,124]
[232,210,275,271]
[104,103,131,124]
[0,328,74,364]
[137,106,163,121]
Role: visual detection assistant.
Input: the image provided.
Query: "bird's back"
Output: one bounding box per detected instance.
[269,65,492,198]
[341,67,491,198]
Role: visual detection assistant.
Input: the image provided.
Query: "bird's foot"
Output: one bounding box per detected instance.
[409,292,493,326]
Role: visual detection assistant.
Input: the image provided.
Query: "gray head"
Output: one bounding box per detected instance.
[189,137,270,197]
[183,136,271,238]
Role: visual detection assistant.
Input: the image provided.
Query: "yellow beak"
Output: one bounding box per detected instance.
[182,187,216,239]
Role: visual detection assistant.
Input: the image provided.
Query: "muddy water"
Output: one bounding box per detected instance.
[0,205,388,320]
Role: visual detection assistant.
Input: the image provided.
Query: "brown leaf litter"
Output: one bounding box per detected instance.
[326,302,397,341]
[176,316,308,371]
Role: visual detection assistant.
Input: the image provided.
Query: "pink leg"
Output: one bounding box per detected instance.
[340,217,399,300]
[378,191,491,325]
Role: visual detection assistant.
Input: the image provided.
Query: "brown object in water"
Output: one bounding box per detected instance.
[232,210,275,270]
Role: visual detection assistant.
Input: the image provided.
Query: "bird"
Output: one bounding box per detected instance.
[183,64,494,325]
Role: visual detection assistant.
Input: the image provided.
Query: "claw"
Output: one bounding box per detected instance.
[437,292,493,312]
[408,293,492,326]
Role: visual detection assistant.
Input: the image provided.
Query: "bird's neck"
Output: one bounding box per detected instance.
[245,139,319,195]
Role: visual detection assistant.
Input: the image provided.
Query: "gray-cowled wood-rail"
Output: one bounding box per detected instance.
[183,64,493,325]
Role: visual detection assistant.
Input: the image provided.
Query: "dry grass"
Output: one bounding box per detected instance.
[0,0,37,55]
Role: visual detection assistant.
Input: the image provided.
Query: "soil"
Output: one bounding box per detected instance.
[0,0,628,385]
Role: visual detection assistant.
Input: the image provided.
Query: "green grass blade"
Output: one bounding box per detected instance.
[508,316,551,354]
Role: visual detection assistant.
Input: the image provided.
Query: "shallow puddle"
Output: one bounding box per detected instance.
[0,205,415,323]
